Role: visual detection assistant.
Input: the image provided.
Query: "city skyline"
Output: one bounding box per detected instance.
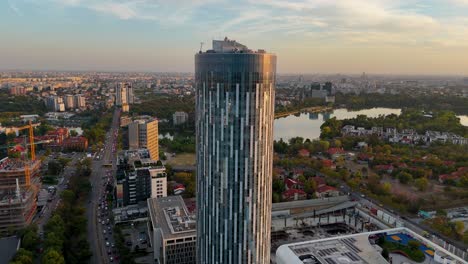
[2,0,468,75]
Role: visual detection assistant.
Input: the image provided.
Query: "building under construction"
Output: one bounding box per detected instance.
[0,157,41,234]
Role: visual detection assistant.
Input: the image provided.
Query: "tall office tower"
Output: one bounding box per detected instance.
[116,83,128,106]
[195,38,276,264]
[126,83,134,104]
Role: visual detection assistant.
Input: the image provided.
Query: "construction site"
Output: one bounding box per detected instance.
[0,121,42,234]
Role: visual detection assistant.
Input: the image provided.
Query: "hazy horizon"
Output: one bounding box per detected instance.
[2,0,468,75]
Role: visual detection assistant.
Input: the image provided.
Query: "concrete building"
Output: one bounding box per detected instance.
[195,38,276,263]
[116,83,129,106]
[128,117,159,161]
[147,196,196,264]
[64,94,75,110]
[116,149,166,207]
[276,227,466,264]
[173,111,189,125]
[74,94,86,109]
[116,82,133,106]
[45,96,65,112]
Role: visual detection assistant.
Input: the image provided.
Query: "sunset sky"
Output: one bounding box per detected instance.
[2,0,468,75]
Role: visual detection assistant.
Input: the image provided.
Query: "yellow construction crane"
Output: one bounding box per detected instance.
[16,121,35,187]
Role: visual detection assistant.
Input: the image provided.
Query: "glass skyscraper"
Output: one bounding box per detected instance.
[195,38,276,264]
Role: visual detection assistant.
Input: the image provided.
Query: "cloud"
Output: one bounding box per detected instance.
[89,2,137,20]
[20,0,468,48]
[8,0,23,16]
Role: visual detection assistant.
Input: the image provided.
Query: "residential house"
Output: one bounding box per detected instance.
[282,189,307,201]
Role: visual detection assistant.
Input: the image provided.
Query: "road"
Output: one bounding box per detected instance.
[87,108,120,264]
[35,152,83,235]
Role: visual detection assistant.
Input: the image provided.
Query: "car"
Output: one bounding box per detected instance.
[110,257,114,262]
[361,194,365,198]
[103,230,106,234]
[111,243,115,248]
[106,241,110,247]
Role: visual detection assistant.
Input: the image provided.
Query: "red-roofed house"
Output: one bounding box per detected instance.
[327,148,345,160]
[374,164,394,174]
[439,167,468,184]
[443,161,455,167]
[274,167,287,180]
[315,185,339,198]
[284,178,304,190]
[292,168,304,179]
[9,145,26,155]
[357,153,373,164]
[322,159,336,170]
[298,148,310,158]
[311,176,326,188]
[282,189,307,201]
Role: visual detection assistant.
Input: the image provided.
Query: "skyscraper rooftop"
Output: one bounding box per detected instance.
[207,37,268,54]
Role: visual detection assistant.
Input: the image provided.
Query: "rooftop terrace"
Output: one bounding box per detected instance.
[148,196,196,240]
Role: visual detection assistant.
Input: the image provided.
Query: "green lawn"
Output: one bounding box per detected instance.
[166,153,196,166]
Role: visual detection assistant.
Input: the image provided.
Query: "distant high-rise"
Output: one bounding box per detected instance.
[128,117,159,161]
[116,82,132,106]
[195,38,276,263]
[74,94,86,109]
[64,95,75,110]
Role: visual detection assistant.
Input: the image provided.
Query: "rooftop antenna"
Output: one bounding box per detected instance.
[199,42,204,53]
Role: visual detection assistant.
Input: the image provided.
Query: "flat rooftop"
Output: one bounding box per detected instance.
[148,195,196,240]
[276,228,466,264]
[199,37,271,54]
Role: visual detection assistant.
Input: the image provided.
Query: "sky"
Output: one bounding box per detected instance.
[1,0,468,75]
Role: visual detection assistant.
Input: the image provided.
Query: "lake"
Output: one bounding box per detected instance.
[274,108,401,141]
[274,108,468,141]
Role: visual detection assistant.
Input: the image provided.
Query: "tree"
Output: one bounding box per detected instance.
[408,240,420,251]
[69,130,78,137]
[44,232,64,251]
[304,179,317,195]
[47,160,63,176]
[318,140,330,152]
[414,178,429,191]
[272,192,281,203]
[454,221,465,236]
[381,183,392,195]
[42,249,65,264]
[10,248,33,264]
[397,171,413,184]
[21,228,39,252]
[273,179,285,193]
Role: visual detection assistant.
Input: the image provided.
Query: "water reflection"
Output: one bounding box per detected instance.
[274,108,402,141]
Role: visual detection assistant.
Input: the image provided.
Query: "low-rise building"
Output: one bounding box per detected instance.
[276,227,466,264]
[147,196,196,264]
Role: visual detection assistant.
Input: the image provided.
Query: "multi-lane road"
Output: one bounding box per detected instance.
[87,108,120,264]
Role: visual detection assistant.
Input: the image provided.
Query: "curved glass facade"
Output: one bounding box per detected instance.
[195,52,276,264]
